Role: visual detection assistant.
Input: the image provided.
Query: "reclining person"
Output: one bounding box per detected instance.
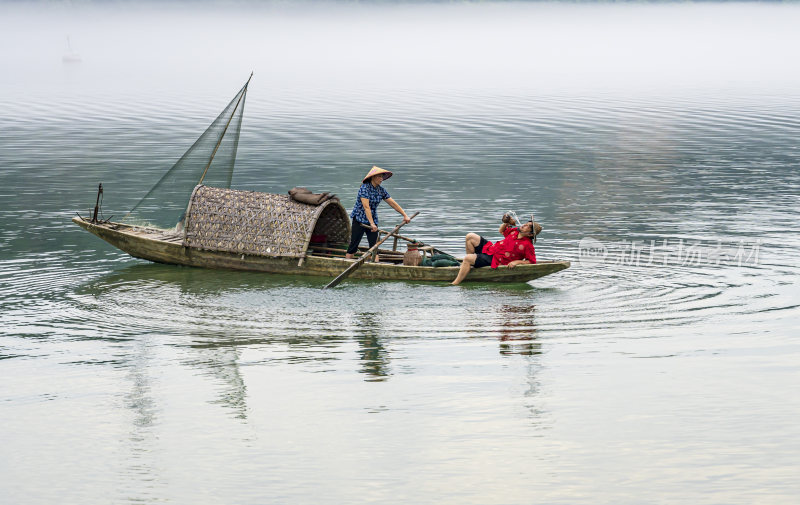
[451,214,539,285]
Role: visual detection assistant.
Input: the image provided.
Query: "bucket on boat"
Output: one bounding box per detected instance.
[403,243,422,266]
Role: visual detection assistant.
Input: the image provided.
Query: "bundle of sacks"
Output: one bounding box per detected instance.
[422,253,460,267]
[403,244,460,267]
[288,187,338,205]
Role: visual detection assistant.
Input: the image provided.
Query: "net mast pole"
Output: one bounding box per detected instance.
[197,72,253,186]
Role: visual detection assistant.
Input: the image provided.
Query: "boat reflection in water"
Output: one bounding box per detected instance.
[495,304,542,357]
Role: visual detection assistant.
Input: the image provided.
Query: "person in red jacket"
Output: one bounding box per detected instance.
[451,214,538,285]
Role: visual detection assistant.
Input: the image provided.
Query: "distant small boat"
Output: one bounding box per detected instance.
[62,36,81,63]
[73,76,570,284]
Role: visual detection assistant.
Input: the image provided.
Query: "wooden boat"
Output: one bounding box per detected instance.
[73,186,569,283]
[72,77,569,284]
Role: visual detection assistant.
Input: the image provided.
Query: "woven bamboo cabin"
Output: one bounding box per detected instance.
[184,186,350,261]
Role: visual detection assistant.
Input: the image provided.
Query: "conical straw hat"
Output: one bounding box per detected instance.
[362,166,393,183]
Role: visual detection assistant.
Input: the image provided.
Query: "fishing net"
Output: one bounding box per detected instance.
[122,79,249,229]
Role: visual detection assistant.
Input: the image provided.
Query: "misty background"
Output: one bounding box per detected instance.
[2,1,800,98]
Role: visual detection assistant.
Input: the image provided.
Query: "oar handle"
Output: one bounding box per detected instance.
[323,211,419,289]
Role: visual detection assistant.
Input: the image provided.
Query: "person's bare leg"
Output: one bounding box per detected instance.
[452,254,476,285]
[345,253,354,259]
[465,233,481,254]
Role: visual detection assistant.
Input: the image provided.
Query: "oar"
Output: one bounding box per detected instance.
[323,211,419,289]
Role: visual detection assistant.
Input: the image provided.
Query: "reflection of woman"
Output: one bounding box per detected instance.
[345,166,410,260]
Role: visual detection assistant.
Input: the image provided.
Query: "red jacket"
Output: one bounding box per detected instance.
[482,227,537,269]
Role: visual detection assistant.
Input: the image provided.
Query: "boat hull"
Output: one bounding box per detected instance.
[73,217,570,283]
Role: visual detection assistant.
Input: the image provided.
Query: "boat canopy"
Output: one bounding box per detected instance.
[183,185,350,258]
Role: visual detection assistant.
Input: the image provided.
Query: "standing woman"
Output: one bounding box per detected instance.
[345,166,411,261]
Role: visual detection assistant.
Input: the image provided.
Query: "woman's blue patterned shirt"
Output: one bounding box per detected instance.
[350,182,391,225]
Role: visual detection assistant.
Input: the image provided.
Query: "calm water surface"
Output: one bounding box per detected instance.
[1,3,799,504]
